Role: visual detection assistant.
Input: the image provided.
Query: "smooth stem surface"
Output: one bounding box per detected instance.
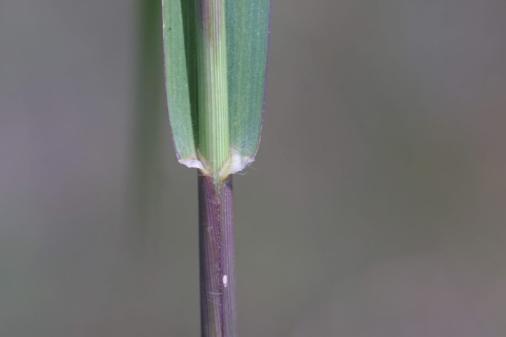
[199,175,236,337]
[197,0,230,178]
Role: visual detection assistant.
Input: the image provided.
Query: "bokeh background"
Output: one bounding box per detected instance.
[1,0,506,336]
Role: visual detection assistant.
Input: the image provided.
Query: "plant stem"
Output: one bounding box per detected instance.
[198,174,236,337]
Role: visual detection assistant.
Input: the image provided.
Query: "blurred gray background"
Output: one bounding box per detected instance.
[1,0,506,336]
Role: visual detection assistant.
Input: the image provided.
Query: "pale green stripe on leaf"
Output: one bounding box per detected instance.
[197,0,230,179]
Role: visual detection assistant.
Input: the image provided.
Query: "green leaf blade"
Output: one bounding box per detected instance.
[162,0,199,167]
[227,0,270,163]
[162,0,270,178]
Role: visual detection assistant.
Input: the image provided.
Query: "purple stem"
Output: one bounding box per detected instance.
[198,174,236,337]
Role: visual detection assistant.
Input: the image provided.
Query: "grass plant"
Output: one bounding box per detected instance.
[161,1,270,336]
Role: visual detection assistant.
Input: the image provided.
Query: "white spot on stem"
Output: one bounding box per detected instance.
[222,275,228,288]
